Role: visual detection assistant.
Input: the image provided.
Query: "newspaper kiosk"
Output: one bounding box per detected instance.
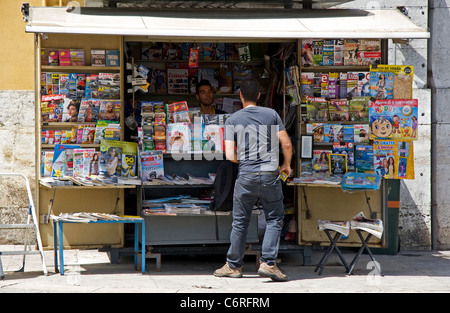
[24,5,429,263]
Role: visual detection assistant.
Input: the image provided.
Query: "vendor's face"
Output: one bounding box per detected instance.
[196,85,214,106]
[372,119,393,138]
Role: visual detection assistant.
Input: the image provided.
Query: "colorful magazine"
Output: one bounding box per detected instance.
[141,150,164,182]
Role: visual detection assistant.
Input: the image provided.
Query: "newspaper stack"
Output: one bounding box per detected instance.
[350,211,384,238]
[318,220,350,236]
[51,212,141,223]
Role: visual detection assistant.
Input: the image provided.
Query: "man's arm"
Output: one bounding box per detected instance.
[225,139,238,163]
[278,130,292,176]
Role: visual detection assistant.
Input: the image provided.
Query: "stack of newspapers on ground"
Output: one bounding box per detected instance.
[350,211,384,238]
[318,220,350,237]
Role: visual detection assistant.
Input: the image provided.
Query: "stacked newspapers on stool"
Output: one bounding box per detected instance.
[348,211,384,275]
[315,220,350,275]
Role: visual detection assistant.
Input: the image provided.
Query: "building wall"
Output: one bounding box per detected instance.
[0,0,42,243]
[429,0,450,249]
[0,0,439,248]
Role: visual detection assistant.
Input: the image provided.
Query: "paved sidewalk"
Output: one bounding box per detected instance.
[1,245,450,293]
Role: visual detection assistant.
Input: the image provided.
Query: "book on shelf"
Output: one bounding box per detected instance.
[70,49,85,66]
[350,211,383,239]
[318,220,350,236]
[105,50,120,67]
[59,49,71,66]
[48,49,59,66]
[91,49,106,66]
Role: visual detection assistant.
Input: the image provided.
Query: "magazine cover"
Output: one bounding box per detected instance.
[41,150,54,177]
[99,100,120,121]
[328,99,348,121]
[343,125,354,142]
[51,144,81,177]
[41,94,65,122]
[370,99,418,141]
[168,101,191,123]
[353,124,370,144]
[328,72,339,99]
[312,149,332,173]
[323,124,343,143]
[73,148,95,177]
[167,67,189,94]
[354,145,374,173]
[371,65,414,99]
[166,123,191,153]
[332,142,354,171]
[300,72,314,102]
[369,68,394,100]
[306,96,328,121]
[141,150,164,181]
[203,124,224,152]
[301,39,314,66]
[373,139,414,179]
[306,123,324,143]
[349,96,370,121]
[329,153,348,176]
[94,120,120,144]
[99,140,138,178]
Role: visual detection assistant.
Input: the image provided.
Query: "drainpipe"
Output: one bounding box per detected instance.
[428,0,437,250]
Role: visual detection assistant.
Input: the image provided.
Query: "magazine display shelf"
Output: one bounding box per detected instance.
[294,39,388,249]
[35,33,127,249]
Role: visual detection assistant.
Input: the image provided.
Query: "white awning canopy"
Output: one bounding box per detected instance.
[25,7,430,40]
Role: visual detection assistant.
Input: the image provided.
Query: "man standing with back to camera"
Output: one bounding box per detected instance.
[214,78,292,281]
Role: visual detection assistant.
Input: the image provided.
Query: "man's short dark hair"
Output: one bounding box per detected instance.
[240,78,259,102]
[196,79,213,94]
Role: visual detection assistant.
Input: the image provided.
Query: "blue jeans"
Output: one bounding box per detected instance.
[226,172,285,268]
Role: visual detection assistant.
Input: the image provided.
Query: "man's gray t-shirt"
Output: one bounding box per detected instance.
[225,106,285,174]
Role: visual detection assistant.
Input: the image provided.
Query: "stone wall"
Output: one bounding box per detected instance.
[0,91,36,243]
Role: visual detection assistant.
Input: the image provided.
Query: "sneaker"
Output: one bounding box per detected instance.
[214,262,243,278]
[258,262,288,282]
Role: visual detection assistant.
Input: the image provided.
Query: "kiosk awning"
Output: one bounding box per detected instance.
[25,7,430,40]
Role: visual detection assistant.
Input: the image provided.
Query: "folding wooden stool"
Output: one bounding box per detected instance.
[347,229,382,276]
[315,221,350,275]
